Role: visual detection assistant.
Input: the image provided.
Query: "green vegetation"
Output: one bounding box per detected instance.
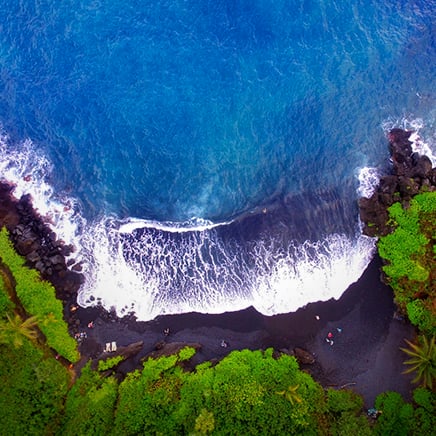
[373,390,436,436]
[0,267,15,314]
[3,325,435,436]
[0,338,71,435]
[115,348,327,435]
[98,354,125,371]
[0,313,39,348]
[60,362,119,436]
[401,335,436,390]
[0,227,79,362]
[378,192,436,335]
[326,388,372,436]
[1,201,435,434]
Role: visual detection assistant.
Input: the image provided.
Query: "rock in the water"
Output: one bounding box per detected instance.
[359,129,436,238]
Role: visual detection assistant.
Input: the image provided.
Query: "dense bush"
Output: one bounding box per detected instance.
[60,362,119,436]
[326,388,372,436]
[114,348,327,435]
[374,389,436,436]
[0,227,79,362]
[378,192,436,335]
[0,338,70,435]
[411,388,436,435]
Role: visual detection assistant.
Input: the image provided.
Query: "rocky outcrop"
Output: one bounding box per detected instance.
[143,341,202,361]
[359,129,436,237]
[93,340,144,370]
[0,182,84,300]
[293,347,315,365]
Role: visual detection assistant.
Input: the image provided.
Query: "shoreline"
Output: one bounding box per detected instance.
[0,179,416,407]
[74,253,415,407]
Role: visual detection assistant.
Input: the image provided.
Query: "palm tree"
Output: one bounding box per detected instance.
[400,335,435,390]
[0,313,39,348]
[277,384,302,405]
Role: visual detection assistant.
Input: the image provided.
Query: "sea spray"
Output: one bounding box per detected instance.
[382,116,436,165]
[0,134,84,254]
[76,213,376,321]
[1,123,434,321]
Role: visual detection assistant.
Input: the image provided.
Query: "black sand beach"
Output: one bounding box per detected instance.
[75,254,415,407]
[0,178,417,408]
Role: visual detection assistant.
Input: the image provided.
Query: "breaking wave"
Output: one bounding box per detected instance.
[1,117,434,321]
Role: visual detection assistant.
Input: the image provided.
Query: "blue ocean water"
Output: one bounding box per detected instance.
[0,1,435,320]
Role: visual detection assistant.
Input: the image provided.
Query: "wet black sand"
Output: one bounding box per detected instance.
[75,254,415,407]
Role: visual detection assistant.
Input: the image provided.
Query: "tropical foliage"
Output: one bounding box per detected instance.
[0,313,39,348]
[378,192,436,335]
[0,335,70,435]
[0,227,79,362]
[60,362,119,436]
[401,335,435,390]
[373,389,436,436]
[1,198,435,434]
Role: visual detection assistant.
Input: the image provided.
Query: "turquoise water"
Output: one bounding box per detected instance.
[0,1,434,319]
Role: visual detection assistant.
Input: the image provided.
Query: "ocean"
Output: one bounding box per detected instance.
[0,0,435,320]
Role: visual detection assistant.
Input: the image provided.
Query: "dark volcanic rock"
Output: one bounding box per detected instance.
[359,129,435,237]
[293,347,315,365]
[0,181,84,304]
[143,341,202,361]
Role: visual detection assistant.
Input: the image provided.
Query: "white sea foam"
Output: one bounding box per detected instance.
[355,116,436,206]
[382,116,436,167]
[251,234,376,314]
[117,216,229,234]
[356,166,381,198]
[1,127,413,322]
[77,216,376,320]
[0,133,84,253]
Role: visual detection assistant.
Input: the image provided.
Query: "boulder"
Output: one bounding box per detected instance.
[360,129,436,238]
[411,154,433,178]
[293,347,315,364]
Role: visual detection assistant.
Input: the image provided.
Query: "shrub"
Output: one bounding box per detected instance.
[378,192,436,334]
[326,388,363,415]
[412,388,436,435]
[407,300,435,335]
[326,389,372,435]
[98,355,125,371]
[401,335,436,390]
[0,337,70,435]
[374,391,413,436]
[61,362,119,436]
[0,227,79,362]
[114,348,327,435]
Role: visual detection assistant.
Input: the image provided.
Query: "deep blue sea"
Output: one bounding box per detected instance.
[0,1,435,320]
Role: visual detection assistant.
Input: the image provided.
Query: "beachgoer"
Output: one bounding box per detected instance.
[88,321,94,329]
[163,328,170,336]
[327,332,333,339]
[220,340,228,348]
